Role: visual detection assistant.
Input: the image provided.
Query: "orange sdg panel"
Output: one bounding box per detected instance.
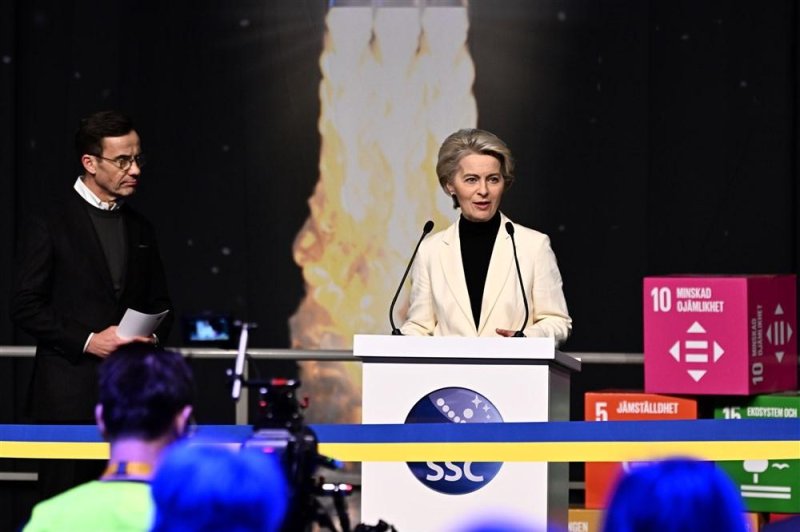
[584,392,698,509]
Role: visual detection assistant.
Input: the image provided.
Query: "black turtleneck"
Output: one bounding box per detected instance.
[459,211,501,329]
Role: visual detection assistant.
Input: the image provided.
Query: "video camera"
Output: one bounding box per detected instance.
[226,322,395,532]
[181,312,239,348]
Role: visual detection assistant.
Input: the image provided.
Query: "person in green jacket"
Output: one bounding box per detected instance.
[23,346,194,532]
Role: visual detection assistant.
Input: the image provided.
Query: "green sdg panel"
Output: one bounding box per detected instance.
[714,393,800,513]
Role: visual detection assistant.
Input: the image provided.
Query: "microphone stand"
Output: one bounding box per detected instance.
[505,222,529,337]
[389,221,434,335]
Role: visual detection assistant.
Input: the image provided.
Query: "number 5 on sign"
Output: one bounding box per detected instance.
[595,402,608,421]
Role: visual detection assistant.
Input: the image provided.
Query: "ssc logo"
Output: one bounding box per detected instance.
[405,387,503,494]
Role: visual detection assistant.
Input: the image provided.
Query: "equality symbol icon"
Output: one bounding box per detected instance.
[766,304,793,363]
[668,321,725,382]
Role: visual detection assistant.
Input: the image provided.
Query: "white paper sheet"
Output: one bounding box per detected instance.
[117,308,170,339]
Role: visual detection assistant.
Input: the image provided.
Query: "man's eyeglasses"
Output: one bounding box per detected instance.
[94,154,146,171]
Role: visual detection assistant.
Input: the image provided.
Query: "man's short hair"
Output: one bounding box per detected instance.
[75,110,135,161]
[98,346,194,440]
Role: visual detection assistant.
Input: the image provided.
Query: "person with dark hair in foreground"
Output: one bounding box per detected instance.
[602,458,747,532]
[151,444,288,532]
[23,347,194,531]
[11,110,173,499]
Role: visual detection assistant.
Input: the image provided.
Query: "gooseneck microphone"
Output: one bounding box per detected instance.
[389,220,435,335]
[505,222,529,337]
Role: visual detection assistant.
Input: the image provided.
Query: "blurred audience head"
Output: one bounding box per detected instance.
[602,458,747,532]
[455,518,544,532]
[96,346,194,442]
[150,443,288,532]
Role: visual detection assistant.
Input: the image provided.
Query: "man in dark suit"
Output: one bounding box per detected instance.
[10,110,173,500]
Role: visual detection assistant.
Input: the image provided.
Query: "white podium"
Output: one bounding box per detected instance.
[355,334,580,532]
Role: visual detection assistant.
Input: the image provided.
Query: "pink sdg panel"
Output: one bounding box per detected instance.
[643,276,797,395]
[748,275,797,393]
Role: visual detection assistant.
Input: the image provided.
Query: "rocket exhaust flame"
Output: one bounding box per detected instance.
[291,2,475,424]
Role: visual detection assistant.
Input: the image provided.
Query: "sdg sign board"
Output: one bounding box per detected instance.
[714,394,800,513]
[644,275,797,395]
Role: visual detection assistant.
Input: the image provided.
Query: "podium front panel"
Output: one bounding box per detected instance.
[361,361,566,531]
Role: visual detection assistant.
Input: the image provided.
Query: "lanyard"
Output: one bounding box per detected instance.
[101,461,153,480]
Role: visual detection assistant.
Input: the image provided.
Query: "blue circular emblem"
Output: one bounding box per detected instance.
[405,387,504,494]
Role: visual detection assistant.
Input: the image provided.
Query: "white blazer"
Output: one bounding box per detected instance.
[400,213,572,344]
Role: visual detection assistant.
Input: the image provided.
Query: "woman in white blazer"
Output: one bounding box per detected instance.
[400,129,572,345]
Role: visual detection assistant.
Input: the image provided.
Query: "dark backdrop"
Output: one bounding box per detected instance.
[2,0,797,403]
[4,0,795,348]
[0,0,797,528]
[2,0,798,398]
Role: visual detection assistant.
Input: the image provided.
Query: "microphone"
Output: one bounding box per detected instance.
[505,222,529,337]
[389,220,434,335]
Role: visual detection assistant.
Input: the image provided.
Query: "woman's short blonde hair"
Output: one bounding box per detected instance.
[436,128,516,194]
